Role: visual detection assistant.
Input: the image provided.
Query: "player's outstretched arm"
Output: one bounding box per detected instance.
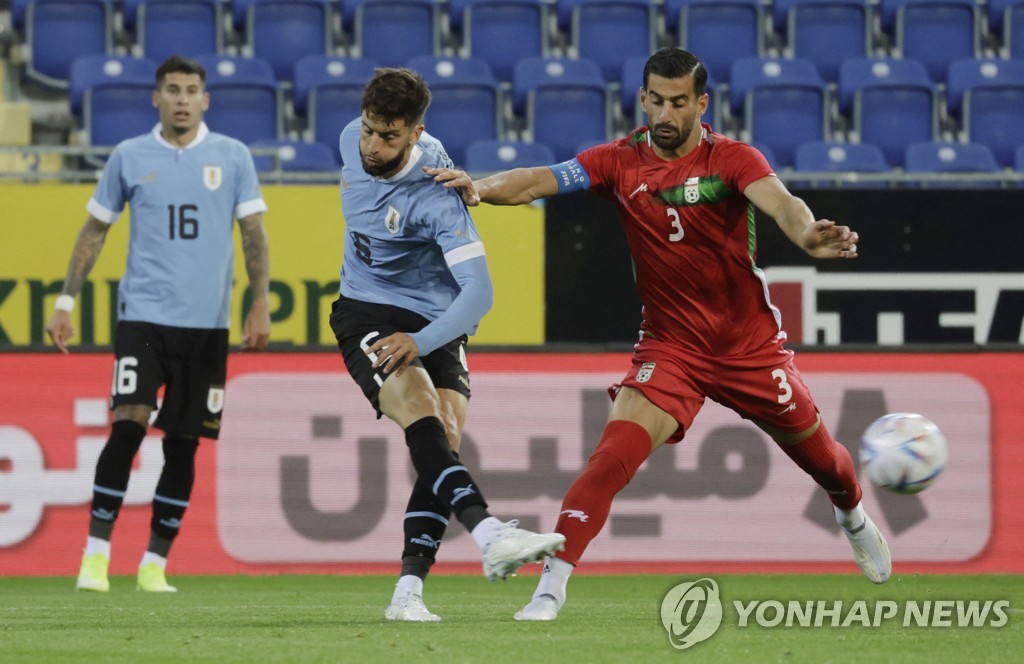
[238,212,271,351]
[46,216,111,353]
[745,176,858,260]
[425,166,560,207]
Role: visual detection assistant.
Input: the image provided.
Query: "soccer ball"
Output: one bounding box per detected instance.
[860,413,947,494]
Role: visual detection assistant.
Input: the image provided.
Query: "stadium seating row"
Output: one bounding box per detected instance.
[251,136,1024,193]
[11,0,1024,90]
[68,53,1024,169]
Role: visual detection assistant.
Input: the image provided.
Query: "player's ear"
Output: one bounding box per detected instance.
[411,124,424,145]
[152,88,160,109]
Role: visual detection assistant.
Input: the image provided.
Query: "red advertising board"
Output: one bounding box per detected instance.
[1,352,1022,576]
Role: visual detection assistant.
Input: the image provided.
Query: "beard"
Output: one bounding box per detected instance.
[361,145,408,177]
[650,119,695,151]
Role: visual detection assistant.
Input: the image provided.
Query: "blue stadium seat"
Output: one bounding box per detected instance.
[904,141,1000,188]
[461,0,550,83]
[247,0,331,82]
[894,0,980,82]
[194,55,281,144]
[293,55,378,118]
[300,57,378,164]
[751,142,779,172]
[553,0,584,31]
[84,81,157,148]
[572,0,657,82]
[988,0,1023,34]
[1006,3,1024,58]
[838,58,937,166]
[354,0,441,68]
[946,58,1024,117]
[794,141,890,187]
[620,56,719,130]
[465,139,556,172]
[231,0,256,30]
[136,0,223,64]
[249,140,340,172]
[26,0,113,88]
[11,0,30,32]
[407,56,502,167]
[513,57,609,161]
[730,57,827,167]
[779,0,871,83]
[70,55,157,120]
[668,0,763,83]
[963,85,1024,167]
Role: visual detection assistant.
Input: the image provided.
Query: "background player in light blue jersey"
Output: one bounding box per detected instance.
[46,56,271,594]
[329,68,564,622]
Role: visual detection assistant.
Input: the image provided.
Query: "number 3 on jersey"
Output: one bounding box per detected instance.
[771,368,793,404]
[667,208,684,242]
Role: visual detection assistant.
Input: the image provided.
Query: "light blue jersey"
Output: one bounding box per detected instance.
[338,118,492,354]
[88,123,266,329]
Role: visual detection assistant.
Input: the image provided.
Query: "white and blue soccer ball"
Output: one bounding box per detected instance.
[860,413,948,495]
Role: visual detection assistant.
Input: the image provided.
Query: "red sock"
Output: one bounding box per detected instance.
[555,420,652,565]
[777,423,862,510]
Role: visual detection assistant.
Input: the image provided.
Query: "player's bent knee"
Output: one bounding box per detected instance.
[114,404,153,429]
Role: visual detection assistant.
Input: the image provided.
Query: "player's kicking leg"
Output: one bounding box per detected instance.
[774,419,891,583]
[837,503,891,583]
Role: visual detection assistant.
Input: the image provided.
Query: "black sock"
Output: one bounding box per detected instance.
[400,476,451,579]
[148,436,198,555]
[404,416,488,524]
[89,420,147,539]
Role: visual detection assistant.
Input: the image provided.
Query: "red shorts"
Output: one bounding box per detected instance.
[611,334,820,444]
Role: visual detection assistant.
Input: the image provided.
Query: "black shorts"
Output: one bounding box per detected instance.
[111,321,229,439]
[329,295,471,418]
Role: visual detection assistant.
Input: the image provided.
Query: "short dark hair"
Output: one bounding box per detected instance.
[362,68,431,127]
[156,56,206,86]
[643,48,707,98]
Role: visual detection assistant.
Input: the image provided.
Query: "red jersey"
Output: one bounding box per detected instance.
[576,124,781,357]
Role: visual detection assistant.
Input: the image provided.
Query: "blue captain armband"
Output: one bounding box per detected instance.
[548,158,591,193]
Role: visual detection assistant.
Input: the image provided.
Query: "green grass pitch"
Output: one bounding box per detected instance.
[1,574,1021,663]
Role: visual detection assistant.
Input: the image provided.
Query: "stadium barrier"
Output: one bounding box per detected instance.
[2,351,1022,576]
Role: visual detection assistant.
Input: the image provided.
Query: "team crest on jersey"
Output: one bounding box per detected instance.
[207,386,225,414]
[636,362,656,383]
[684,177,701,204]
[384,205,401,234]
[203,166,223,191]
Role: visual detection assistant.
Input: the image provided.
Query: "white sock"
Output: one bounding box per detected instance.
[835,503,866,531]
[470,516,504,552]
[85,536,110,558]
[140,551,168,570]
[532,556,573,606]
[395,574,424,596]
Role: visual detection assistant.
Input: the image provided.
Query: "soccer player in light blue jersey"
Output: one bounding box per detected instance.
[328,68,564,622]
[46,56,271,594]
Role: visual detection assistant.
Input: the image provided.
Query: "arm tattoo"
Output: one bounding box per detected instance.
[61,218,110,297]
[238,214,270,300]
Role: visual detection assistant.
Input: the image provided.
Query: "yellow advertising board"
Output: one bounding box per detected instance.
[0,185,544,347]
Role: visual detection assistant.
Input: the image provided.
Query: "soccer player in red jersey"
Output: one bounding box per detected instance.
[427,48,891,621]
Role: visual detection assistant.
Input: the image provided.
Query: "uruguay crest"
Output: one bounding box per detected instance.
[684,176,700,204]
[203,166,222,191]
[207,386,225,414]
[385,205,401,234]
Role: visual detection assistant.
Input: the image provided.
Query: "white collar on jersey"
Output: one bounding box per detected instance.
[151,122,210,150]
[374,145,424,182]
